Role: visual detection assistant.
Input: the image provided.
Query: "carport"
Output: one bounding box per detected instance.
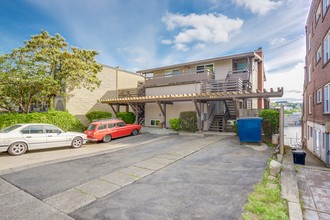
[98,88,283,131]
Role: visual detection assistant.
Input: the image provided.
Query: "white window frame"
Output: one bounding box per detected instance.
[316,89,322,104]
[309,95,312,114]
[324,84,330,113]
[196,63,214,74]
[316,45,322,63]
[323,0,330,16]
[316,2,321,23]
[150,119,161,127]
[324,30,330,65]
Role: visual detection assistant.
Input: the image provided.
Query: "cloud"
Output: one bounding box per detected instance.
[161,12,243,51]
[265,62,304,101]
[270,37,288,46]
[234,0,282,15]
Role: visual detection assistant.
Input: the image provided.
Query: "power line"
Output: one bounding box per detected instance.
[263,35,305,52]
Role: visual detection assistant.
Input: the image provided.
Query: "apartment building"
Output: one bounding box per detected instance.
[65,65,143,125]
[303,0,330,165]
[100,49,283,132]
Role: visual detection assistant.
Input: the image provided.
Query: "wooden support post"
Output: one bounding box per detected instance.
[128,103,138,124]
[157,101,166,128]
[126,104,129,112]
[116,104,120,114]
[193,99,202,131]
[110,104,117,115]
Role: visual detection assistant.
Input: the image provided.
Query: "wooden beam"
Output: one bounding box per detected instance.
[109,104,117,115]
[193,99,201,116]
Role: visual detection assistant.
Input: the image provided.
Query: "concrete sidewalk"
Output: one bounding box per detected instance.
[282,147,330,220]
[296,150,330,220]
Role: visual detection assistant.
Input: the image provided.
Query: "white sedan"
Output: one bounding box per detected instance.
[0,123,87,156]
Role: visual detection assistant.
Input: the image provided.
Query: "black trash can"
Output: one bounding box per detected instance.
[292,150,306,165]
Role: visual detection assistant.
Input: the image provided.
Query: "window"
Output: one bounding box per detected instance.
[45,125,61,133]
[309,95,312,114]
[196,64,214,73]
[324,84,330,113]
[97,124,107,130]
[323,0,330,16]
[117,122,126,127]
[108,123,116,128]
[316,3,321,23]
[164,69,180,76]
[150,119,160,126]
[316,46,322,63]
[310,126,313,138]
[324,30,330,64]
[316,89,322,104]
[21,125,44,134]
[308,64,312,82]
[308,33,311,52]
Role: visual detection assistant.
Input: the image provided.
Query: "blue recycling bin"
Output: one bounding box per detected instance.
[237,117,263,144]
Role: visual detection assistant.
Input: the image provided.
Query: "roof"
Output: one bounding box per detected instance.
[137,51,262,74]
[98,87,283,105]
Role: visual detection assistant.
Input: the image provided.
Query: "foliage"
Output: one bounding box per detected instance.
[179,111,198,132]
[0,31,102,113]
[259,109,279,139]
[0,110,86,132]
[169,118,181,131]
[86,111,112,122]
[116,112,136,124]
[233,121,238,135]
[242,161,289,220]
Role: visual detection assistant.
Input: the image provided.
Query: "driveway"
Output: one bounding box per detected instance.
[0,134,271,220]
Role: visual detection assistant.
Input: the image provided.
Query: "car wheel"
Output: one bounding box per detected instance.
[131,129,139,136]
[71,137,83,148]
[8,142,28,156]
[102,134,112,143]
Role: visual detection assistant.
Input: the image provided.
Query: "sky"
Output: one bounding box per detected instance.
[0,0,312,102]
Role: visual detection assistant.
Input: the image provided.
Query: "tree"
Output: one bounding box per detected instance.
[0,31,102,113]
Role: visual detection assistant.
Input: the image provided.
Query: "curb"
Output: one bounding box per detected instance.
[280,149,303,220]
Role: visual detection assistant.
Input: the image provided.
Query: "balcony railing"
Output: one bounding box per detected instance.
[144,70,215,87]
[200,77,243,93]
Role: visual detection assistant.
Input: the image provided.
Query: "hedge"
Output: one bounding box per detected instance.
[0,110,86,132]
[116,112,136,124]
[258,109,279,139]
[179,111,198,132]
[169,118,181,131]
[86,111,112,122]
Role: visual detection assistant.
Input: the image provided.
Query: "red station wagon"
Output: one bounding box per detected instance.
[84,119,142,143]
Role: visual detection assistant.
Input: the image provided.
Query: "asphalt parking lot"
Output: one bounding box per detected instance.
[0,133,271,220]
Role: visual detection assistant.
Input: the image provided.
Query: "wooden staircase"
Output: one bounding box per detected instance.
[209,114,225,132]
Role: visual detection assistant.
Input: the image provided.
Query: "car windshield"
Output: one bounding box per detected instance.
[0,124,22,133]
[87,124,97,130]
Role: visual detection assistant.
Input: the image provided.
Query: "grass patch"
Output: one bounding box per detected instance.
[242,162,289,220]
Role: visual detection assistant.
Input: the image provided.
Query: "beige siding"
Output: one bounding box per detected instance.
[146,84,201,96]
[214,59,232,80]
[66,66,143,125]
[145,102,195,127]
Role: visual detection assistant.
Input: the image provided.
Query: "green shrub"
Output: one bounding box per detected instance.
[169,118,181,131]
[179,111,197,132]
[258,109,279,139]
[233,121,238,135]
[0,110,86,132]
[86,111,112,122]
[116,112,136,124]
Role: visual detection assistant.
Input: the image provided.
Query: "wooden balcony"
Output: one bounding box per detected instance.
[144,70,215,88]
[200,77,243,93]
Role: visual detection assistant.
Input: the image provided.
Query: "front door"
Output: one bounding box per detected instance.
[44,125,68,148]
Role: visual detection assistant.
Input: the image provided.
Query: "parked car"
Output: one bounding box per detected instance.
[0,123,87,156]
[84,119,141,143]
